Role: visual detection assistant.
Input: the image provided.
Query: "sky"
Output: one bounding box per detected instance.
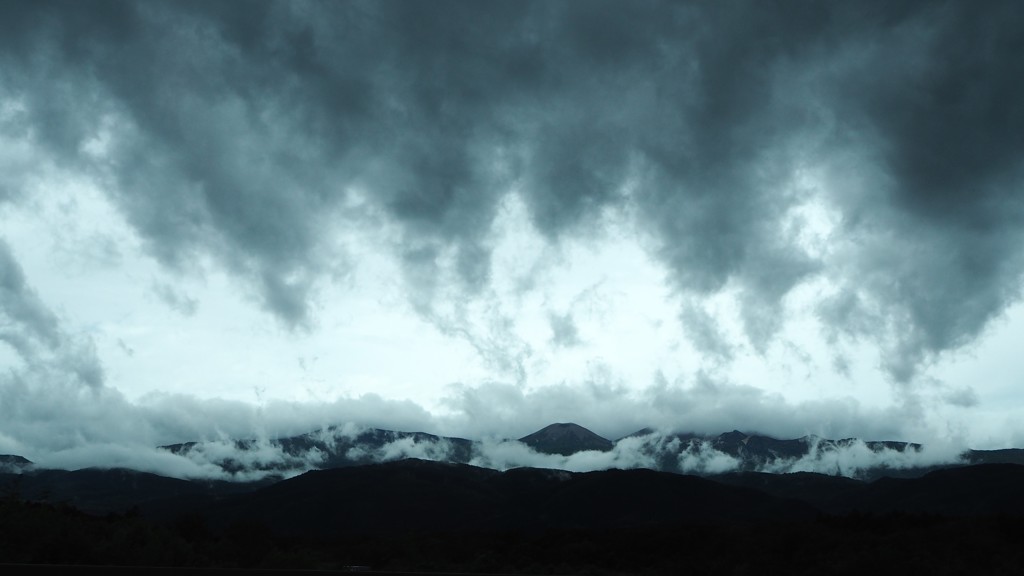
[1,0,1024,469]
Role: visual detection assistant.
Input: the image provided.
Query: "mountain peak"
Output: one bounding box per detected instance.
[0,454,33,472]
[518,423,613,456]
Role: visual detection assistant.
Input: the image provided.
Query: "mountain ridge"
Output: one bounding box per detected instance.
[7,422,1024,483]
[156,421,963,480]
[197,458,820,537]
[8,458,1024,529]
[7,459,1024,574]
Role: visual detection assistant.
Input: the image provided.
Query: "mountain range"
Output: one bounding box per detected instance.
[6,422,1024,482]
[5,424,1024,573]
[6,454,1024,530]
[4,455,1024,571]
[151,421,1024,481]
[3,422,1024,517]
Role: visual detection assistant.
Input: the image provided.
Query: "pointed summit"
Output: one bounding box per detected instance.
[0,454,33,472]
[518,423,613,456]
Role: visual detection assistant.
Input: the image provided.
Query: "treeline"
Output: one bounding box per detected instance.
[4,497,1024,574]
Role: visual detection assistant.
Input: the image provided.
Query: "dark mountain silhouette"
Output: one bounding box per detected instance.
[144,458,1018,540]
[843,463,1024,516]
[0,454,32,466]
[703,431,921,470]
[0,455,33,475]
[6,423,1024,498]
[612,428,939,478]
[199,459,817,537]
[10,458,1024,527]
[713,430,808,459]
[966,448,1024,466]
[25,458,1022,530]
[716,464,1024,517]
[6,458,1024,574]
[517,422,613,456]
[159,425,474,477]
[0,468,265,515]
[713,471,868,514]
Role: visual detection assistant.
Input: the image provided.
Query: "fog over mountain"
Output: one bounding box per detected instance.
[3,422,985,484]
[2,0,1024,469]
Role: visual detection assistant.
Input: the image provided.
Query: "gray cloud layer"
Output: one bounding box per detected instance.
[2,1,1022,380]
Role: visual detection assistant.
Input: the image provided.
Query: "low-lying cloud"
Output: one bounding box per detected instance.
[86,426,965,482]
[757,437,966,478]
[469,433,743,476]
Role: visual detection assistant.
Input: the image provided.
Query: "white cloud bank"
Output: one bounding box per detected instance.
[25,424,960,482]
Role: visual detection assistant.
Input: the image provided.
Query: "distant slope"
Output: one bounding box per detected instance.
[97,423,1013,480]
[7,458,1024,535]
[159,425,474,477]
[1,468,199,514]
[202,459,817,537]
[966,448,1024,466]
[845,464,1024,516]
[518,423,613,456]
[7,462,1024,574]
[717,464,1024,517]
[713,471,868,514]
[0,454,32,473]
[711,430,810,462]
[195,460,1024,539]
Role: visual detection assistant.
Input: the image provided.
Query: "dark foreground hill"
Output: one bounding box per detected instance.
[5,461,1024,574]
[0,468,268,517]
[199,459,817,537]
[714,463,1024,516]
[8,458,1024,523]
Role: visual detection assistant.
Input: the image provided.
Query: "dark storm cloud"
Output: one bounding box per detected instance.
[1,1,1022,378]
[0,239,105,389]
[0,239,61,353]
[809,1,1024,380]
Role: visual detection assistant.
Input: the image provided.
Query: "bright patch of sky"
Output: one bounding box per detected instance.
[2,162,1019,447]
